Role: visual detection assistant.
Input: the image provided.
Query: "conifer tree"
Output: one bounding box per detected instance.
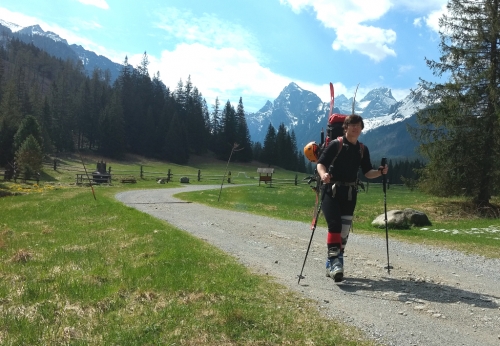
[235,97,252,162]
[219,100,238,160]
[99,90,125,158]
[414,0,500,209]
[210,97,221,153]
[164,111,189,164]
[13,115,43,152]
[261,123,276,166]
[15,134,43,179]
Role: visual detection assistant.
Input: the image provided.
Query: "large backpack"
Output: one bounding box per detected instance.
[303,83,363,164]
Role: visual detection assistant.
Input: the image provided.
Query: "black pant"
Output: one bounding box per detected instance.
[321,184,357,234]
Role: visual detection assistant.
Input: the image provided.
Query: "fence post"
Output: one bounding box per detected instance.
[227,171,231,183]
[167,169,172,182]
[140,165,143,179]
[53,159,57,170]
[198,169,201,181]
[295,174,297,186]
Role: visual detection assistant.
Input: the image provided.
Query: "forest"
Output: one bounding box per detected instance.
[0,37,422,184]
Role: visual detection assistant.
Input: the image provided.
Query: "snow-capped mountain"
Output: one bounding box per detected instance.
[0,21,123,82]
[17,24,68,44]
[247,83,425,160]
[0,19,22,32]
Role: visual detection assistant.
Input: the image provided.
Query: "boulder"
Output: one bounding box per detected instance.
[180,177,190,183]
[403,208,431,227]
[372,209,431,229]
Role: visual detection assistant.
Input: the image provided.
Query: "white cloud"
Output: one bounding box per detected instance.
[154,7,259,53]
[128,43,293,111]
[392,0,447,12]
[392,88,412,101]
[77,0,109,10]
[425,4,447,32]
[280,0,396,61]
[0,7,39,28]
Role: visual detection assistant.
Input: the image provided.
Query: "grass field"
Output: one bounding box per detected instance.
[1,151,499,344]
[0,153,376,345]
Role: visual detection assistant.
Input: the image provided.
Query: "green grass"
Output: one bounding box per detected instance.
[2,151,499,344]
[0,182,375,345]
[177,183,500,259]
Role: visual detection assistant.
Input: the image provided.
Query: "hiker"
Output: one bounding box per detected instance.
[316,114,388,282]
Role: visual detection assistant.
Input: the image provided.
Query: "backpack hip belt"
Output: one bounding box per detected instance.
[330,181,357,201]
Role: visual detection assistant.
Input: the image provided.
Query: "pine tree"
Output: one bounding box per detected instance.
[15,134,43,179]
[99,90,125,158]
[210,97,221,154]
[164,111,189,164]
[13,115,43,152]
[261,123,276,166]
[235,97,252,162]
[413,0,500,209]
[219,100,238,160]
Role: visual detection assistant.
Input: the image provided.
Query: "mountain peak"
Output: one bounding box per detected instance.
[360,87,395,102]
[0,19,21,32]
[18,25,68,44]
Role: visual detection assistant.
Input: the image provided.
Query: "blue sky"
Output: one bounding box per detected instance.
[0,0,447,112]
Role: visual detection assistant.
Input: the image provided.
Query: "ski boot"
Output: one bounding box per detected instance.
[325,247,343,282]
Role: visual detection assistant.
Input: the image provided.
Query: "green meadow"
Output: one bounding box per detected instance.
[1,152,499,344]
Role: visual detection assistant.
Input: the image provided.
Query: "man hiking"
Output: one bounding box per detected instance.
[316,114,388,282]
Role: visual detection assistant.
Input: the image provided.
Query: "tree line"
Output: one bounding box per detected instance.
[0,38,308,176]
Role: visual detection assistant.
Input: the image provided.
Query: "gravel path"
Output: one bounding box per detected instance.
[116,185,500,346]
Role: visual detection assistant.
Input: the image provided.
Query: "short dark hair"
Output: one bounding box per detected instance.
[343,114,364,131]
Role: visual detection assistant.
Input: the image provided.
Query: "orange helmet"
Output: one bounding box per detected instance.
[304,141,319,163]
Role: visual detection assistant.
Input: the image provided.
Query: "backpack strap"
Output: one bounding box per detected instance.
[332,136,364,166]
[331,137,343,167]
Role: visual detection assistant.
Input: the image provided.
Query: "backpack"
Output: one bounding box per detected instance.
[303,82,363,163]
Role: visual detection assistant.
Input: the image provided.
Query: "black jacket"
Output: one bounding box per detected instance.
[317,136,373,182]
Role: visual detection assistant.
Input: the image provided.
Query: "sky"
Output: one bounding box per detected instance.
[0,0,448,113]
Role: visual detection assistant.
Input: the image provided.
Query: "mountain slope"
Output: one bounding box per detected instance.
[247,83,425,160]
[0,20,123,82]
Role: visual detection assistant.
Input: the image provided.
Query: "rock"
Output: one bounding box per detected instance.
[372,209,431,229]
[403,208,432,226]
[180,177,190,183]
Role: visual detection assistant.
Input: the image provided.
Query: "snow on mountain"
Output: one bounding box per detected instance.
[363,87,425,132]
[246,82,425,159]
[17,25,68,44]
[0,19,22,32]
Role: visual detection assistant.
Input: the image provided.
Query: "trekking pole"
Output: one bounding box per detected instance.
[381,157,392,273]
[298,184,326,284]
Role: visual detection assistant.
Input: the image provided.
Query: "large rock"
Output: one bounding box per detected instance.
[372,208,431,229]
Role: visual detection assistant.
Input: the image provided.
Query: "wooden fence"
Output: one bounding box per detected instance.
[3,160,403,191]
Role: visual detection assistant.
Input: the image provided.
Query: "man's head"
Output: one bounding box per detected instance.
[343,114,364,132]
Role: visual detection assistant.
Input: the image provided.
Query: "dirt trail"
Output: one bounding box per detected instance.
[116,185,500,346]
